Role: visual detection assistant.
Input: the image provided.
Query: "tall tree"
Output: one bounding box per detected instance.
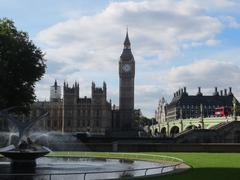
[0,18,46,114]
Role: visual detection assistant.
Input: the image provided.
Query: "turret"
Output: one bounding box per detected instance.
[197,87,203,96]
[63,81,79,105]
[103,81,107,99]
[213,87,219,96]
[228,87,233,96]
[124,28,131,49]
[183,87,188,95]
[120,29,134,62]
[50,80,61,102]
[91,82,96,97]
[181,88,183,95]
[224,89,227,96]
[91,82,106,102]
[74,81,79,99]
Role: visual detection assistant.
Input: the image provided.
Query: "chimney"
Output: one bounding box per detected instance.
[198,87,201,93]
[197,87,203,96]
[183,86,188,96]
[214,87,219,96]
[220,90,223,96]
[224,89,227,96]
[178,89,181,96]
[228,87,233,96]
[181,88,183,94]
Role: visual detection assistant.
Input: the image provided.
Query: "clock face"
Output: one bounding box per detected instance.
[122,64,131,72]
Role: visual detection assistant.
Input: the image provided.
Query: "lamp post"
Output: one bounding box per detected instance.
[180,107,183,132]
[233,97,237,121]
[200,104,204,129]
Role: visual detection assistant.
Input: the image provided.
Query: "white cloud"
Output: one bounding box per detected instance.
[37,0,223,64]
[182,0,238,10]
[135,85,170,115]
[161,59,240,97]
[204,0,235,7]
[34,0,240,117]
[206,39,220,46]
[221,16,240,28]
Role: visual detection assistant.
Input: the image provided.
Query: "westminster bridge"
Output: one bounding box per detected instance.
[149,116,240,137]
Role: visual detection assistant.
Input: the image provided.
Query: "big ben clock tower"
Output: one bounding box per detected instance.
[119,30,135,130]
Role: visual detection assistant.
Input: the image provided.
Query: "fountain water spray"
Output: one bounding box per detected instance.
[0,107,50,167]
[0,107,48,143]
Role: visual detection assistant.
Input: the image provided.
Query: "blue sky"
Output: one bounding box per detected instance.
[1,0,240,117]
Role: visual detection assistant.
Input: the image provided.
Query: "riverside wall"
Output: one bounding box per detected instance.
[48,142,240,152]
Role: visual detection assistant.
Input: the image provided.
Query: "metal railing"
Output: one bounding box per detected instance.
[0,164,181,180]
[0,153,184,180]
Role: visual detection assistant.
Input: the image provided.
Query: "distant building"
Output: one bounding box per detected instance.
[31,81,112,135]
[155,97,167,123]
[118,30,135,130]
[1,31,140,135]
[50,80,61,102]
[166,87,238,121]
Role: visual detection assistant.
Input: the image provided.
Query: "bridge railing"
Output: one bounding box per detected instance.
[174,129,194,138]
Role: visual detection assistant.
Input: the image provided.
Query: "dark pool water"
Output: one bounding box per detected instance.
[0,156,174,180]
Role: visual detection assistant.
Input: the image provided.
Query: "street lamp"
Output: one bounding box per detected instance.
[200,104,204,129]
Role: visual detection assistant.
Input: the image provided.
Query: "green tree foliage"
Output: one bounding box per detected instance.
[0,18,46,114]
[135,115,156,127]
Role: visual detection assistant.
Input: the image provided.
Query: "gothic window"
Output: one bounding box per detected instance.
[67,120,71,127]
[47,120,51,127]
[97,110,100,117]
[54,120,57,127]
[96,120,99,127]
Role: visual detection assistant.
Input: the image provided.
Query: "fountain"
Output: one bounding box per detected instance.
[0,107,50,167]
[0,107,186,179]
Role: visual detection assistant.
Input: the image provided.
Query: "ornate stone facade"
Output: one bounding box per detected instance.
[118,30,135,130]
[155,97,167,124]
[31,81,112,135]
[0,32,139,135]
[166,87,238,121]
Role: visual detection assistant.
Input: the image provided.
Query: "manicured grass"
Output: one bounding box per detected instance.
[147,152,240,180]
[49,152,240,180]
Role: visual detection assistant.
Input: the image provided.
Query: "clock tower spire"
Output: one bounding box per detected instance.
[124,28,131,49]
[119,29,135,130]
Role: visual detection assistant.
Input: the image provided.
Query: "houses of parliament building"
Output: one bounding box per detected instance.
[27,31,137,135]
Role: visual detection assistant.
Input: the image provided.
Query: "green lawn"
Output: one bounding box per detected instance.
[49,152,240,180]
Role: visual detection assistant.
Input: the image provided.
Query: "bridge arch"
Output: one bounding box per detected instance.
[154,128,159,136]
[160,127,167,136]
[170,126,179,137]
